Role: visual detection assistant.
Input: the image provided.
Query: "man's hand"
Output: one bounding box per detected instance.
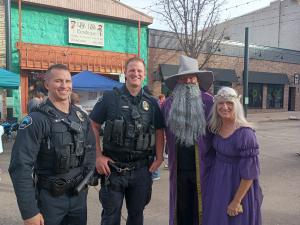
[149,158,163,172]
[24,213,44,225]
[96,155,113,176]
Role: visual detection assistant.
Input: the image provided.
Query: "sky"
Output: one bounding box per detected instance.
[120,0,276,30]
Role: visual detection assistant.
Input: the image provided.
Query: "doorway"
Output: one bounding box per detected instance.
[288,87,296,111]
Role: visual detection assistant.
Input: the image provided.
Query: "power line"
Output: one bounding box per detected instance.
[220,10,300,27]
[220,0,261,12]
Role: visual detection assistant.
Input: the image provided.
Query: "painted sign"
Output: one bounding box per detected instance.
[69,18,104,47]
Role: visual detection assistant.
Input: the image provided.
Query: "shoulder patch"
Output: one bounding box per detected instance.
[19,116,33,129]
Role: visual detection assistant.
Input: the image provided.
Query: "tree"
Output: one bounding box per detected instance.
[148,0,224,67]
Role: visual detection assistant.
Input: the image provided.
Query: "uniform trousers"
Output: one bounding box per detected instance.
[37,188,87,225]
[99,166,152,225]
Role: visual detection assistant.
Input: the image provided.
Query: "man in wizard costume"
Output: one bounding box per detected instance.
[161,55,214,225]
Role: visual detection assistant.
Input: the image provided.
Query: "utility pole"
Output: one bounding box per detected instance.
[243,27,249,117]
[5,0,12,70]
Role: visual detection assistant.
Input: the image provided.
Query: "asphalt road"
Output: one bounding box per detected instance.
[0,116,300,225]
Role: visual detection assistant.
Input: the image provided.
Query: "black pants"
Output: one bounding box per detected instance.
[38,189,87,225]
[177,170,199,225]
[99,167,152,225]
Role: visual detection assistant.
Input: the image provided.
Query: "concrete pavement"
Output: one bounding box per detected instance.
[1,111,300,225]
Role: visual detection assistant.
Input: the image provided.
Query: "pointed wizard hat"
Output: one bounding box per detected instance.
[165,55,214,91]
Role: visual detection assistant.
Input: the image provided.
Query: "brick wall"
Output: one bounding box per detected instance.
[0,0,5,67]
[148,48,300,112]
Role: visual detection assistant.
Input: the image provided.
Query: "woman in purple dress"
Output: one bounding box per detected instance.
[204,87,263,225]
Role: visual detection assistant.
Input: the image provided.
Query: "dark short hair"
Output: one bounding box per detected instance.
[45,64,69,80]
[125,57,145,72]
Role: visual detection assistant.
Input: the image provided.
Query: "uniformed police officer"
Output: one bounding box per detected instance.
[9,64,96,225]
[90,57,165,225]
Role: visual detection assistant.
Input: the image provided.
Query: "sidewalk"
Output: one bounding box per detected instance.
[247,111,300,123]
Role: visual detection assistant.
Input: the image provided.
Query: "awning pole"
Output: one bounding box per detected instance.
[5,0,12,70]
[138,20,140,57]
[18,0,22,42]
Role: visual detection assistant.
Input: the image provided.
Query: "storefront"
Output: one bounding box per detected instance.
[248,71,289,110]
[148,29,300,112]
[11,0,152,116]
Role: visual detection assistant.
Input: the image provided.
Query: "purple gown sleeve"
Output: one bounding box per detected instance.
[238,127,260,180]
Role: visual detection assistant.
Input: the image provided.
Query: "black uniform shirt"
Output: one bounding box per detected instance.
[90,85,165,130]
[8,99,95,220]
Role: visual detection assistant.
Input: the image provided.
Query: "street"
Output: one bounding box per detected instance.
[0,114,300,225]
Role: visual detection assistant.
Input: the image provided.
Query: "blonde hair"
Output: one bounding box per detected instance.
[209,87,253,134]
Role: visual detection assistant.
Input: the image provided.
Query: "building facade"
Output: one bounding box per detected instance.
[216,0,300,51]
[10,0,152,117]
[0,0,4,68]
[0,0,6,120]
[148,29,300,113]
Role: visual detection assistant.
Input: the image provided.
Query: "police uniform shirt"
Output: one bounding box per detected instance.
[8,99,96,220]
[89,85,165,130]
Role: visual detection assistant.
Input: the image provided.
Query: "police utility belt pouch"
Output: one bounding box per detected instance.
[103,119,125,147]
[136,126,155,151]
[112,119,124,146]
[38,174,83,197]
[54,145,72,174]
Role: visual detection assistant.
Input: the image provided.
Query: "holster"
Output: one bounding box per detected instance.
[37,174,82,197]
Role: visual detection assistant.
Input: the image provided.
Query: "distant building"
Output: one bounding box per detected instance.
[11,0,152,116]
[148,29,300,113]
[216,0,300,51]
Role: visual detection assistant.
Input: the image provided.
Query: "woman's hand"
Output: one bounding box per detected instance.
[227,200,243,217]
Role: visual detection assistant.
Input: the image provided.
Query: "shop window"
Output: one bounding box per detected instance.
[267,84,284,109]
[248,83,263,108]
[7,89,13,97]
[28,71,47,99]
[213,81,232,94]
[7,107,14,118]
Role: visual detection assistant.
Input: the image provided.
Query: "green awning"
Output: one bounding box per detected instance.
[0,68,20,89]
[249,71,289,84]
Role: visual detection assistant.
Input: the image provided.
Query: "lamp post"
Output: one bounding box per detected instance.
[243,27,249,117]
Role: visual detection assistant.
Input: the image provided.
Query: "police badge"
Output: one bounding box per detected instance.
[142,100,149,111]
[76,111,85,122]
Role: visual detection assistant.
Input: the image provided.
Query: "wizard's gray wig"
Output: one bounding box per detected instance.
[167,83,207,147]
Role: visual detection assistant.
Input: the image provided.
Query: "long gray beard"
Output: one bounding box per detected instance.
[167,84,206,147]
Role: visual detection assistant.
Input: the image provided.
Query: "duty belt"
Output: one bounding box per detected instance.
[37,174,83,196]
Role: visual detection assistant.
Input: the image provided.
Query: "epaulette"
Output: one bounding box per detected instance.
[34,102,58,118]
[142,89,152,100]
[113,87,122,96]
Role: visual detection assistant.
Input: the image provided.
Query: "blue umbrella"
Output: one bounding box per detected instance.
[72,70,123,91]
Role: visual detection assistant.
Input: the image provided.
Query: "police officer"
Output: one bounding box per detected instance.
[9,64,95,225]
[90,57,165,225]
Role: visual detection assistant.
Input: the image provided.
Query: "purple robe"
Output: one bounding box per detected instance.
[161,91,214,225]
[203,127,263,225]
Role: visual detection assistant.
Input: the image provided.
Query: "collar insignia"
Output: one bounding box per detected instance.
[76,111,85,122]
